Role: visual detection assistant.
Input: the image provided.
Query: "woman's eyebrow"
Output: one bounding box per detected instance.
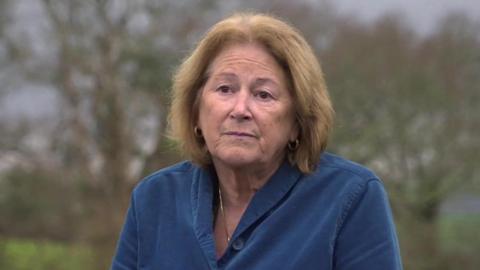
[212,72,237,80]
[253,78,280,88]
[210,73,280,88]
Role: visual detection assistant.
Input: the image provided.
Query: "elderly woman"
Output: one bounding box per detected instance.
[111,12,402,270]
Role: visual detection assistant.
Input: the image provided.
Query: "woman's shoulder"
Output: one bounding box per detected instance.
[132,160,199,195]
[307,152,390,223]
[314,152,381,184]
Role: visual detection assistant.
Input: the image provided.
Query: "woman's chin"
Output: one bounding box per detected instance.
[213,149,261,169]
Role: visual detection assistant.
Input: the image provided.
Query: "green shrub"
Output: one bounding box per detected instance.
[0,238,95,270]
[439,214,480,257]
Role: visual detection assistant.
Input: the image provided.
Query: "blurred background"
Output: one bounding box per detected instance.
[0,0,479,269]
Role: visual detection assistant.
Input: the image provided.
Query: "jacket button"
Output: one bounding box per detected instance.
[231,238,245,251]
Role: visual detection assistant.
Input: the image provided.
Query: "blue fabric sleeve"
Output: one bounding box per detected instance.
[111,193,138,270]
[333,179,403,270]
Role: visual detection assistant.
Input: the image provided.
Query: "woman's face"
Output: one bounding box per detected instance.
[198,43,298,170]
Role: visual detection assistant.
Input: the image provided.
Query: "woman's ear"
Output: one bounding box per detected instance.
[289,122,300,142]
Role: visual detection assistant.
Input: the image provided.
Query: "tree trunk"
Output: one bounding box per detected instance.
[398,205,448,270]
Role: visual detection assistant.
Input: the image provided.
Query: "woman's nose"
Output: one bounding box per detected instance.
[230,90,252,121]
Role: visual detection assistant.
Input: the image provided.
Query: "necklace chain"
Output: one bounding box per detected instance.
[218,187,231,243]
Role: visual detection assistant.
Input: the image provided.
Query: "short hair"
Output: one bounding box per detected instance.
[168,12,334,173]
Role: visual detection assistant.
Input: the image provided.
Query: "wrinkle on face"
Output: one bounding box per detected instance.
[198,42,298,175]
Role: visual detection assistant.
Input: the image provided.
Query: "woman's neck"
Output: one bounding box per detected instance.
[212,158,283,207]
[212,157,284,259]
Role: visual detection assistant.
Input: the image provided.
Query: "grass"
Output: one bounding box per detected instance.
[438,214,480,254]
[0,238,96,270]
[1,214,479,269]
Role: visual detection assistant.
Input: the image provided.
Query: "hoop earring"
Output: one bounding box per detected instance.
[194,126,203,137]
[288,139,299,151]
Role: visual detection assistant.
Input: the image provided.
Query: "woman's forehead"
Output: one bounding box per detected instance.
[207,43,285,78]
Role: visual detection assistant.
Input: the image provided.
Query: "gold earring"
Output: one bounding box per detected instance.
[288,139,299,151]
[194,126,202,137]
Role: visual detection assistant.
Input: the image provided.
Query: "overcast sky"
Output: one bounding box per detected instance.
[1,0,480,120]
[334,0,480,34]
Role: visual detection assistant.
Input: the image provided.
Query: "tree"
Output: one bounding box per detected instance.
[2,1,479,268]
[322,13,480,270]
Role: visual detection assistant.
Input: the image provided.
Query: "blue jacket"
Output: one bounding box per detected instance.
[111,152,403,269]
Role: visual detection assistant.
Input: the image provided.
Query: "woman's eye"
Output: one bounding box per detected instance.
[216,85,232,93]
[256,90,273,100]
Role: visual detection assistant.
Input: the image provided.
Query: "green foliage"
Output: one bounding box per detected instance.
[1,1,479,270]
[122,41,178,98]
[0,239,95,270]
[323,13,480,219]
[0,167,84,241]
[396,213,480,270]
[439,214,480,255]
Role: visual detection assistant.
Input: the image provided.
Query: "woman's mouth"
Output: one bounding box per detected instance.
[223,131,256,138]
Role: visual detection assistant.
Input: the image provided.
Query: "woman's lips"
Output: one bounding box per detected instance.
[223,131,256,138]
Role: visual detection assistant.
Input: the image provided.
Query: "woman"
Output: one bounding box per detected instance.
[111,12,403,270]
